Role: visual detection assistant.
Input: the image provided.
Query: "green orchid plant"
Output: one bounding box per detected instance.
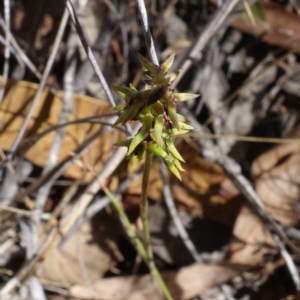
[112,53,198,180]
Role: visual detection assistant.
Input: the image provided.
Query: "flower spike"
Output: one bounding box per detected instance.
[113,53,197,180]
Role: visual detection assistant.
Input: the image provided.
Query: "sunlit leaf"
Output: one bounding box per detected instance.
[167,102,179,129]
[138,53,159,73]
[150,115,165,149]
[161,53,175,73]
[166,138,185,162]
[114,138,132,148]
[128,129,148,155]
[111,104,126,112]
[174,92,200,101]
[147,142,168,160]
[164,158,182,180]
[165,69,181,83]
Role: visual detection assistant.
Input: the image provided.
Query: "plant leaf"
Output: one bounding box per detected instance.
[151,101,164,116]
[165,69,181,83]
[167,102,179,129]
[128,129,148,155]
[170,128,189,136]
[137,142,146,161]
[114,138,132,148]
[113,85,137,101]
[161,53,175,73]
[166,138,185,162]
[139,108,154,131]
[112,104,126,112]
[138,53,159,73]
[147,84,168,106]
[174,92,199,101]
[129,83,137,91]
[148,142,168,160]
[150,115,165,149]
[129,154,138,168]
[164,158,182,180]
[179,121,194,131]
[112,102,143,127]
[173,158,185,172]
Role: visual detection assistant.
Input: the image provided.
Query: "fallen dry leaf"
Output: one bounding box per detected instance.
[251,126,300,227]
[126,139,242,226]
[231,1,300,52]
[38,211,122,285]
[70,263,247,300]
[228,205,277,266]
[0,78,122,182]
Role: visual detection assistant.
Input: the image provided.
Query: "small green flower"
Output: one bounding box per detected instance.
[112,53,199,180]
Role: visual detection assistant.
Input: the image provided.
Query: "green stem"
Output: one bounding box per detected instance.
[102,185,174,300]
[140,146,153,260]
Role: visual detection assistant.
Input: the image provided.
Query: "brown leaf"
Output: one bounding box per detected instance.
[0,78,122,182]
[126,139,242,226]
[251,126,300,227]
[38,211,122,285]
[228,205,277,266]
[231,1,300,52]
[70,263,247,300]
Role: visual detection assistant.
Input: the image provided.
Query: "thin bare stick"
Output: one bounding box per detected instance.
[0,34,25,78]
[12,127,105,204]
[0,0,11,103]
[19,118,124,153]
[35,19,78,216]
[173,0,247,87]
[60,147,128,231]
[136,0,159,65]
[61,169,143,243]
[161,163,236,300]
[188,132,300,144]
[273,234,300,290]
[0,147,131,296]
[181,106,300,256]
[0,16,42,79]
[102,0,129,83]
[160,163,202,263]
[8,8,69,158]
[0,15,42,79]
[64,0,116,107]
[204,49,295,127]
